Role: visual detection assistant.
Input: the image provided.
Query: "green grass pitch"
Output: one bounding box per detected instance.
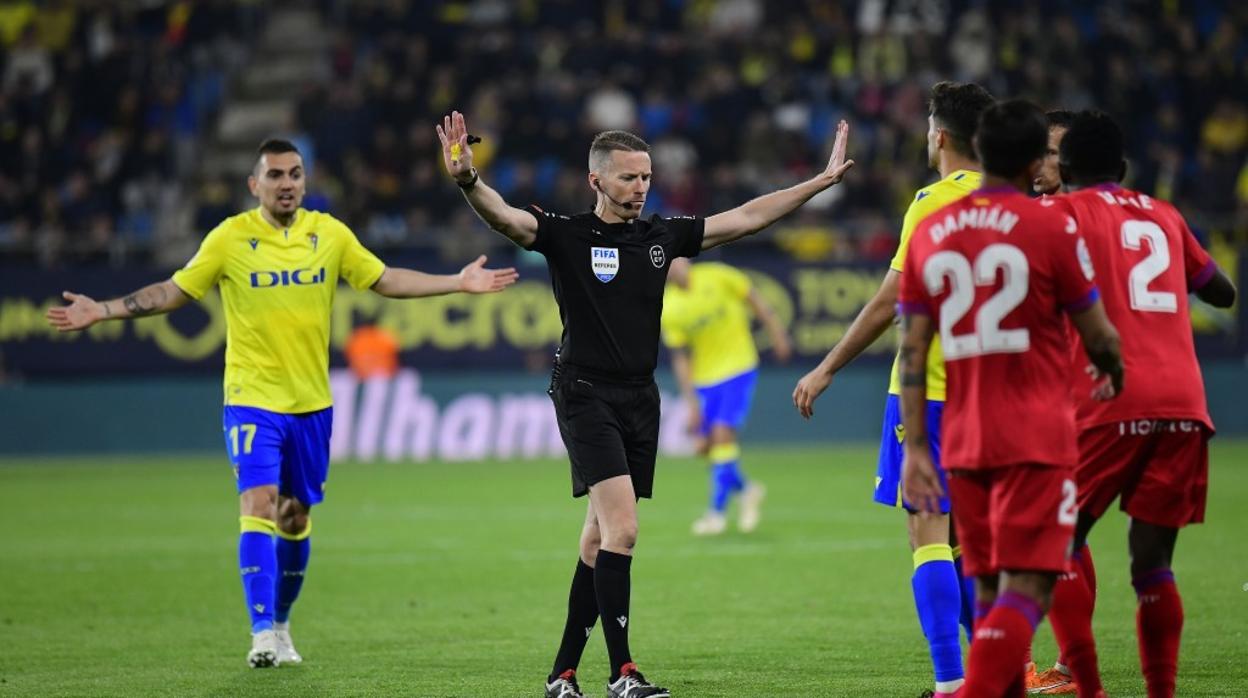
[2,443,1246,696]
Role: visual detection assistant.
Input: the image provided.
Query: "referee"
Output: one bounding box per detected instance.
[437,110,853,698]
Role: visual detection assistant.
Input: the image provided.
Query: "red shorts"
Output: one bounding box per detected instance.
[1077,420,1210,528]
[949,464,1077,578]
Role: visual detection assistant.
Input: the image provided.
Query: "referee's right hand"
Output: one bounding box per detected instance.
[435,110,476,184]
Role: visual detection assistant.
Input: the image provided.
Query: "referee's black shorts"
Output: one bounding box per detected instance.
[548,364,661,499]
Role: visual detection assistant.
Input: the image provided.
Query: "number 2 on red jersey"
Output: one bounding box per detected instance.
[1121,220,1178,313]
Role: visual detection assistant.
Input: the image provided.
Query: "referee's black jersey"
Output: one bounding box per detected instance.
[523,205,704,382]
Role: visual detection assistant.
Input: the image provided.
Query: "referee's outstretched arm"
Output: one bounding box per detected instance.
[703,119,855,250]
[436,111,539,248]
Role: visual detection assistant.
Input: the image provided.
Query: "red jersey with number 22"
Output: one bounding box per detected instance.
[1050,185,1215,431]
[898,188,1100,471]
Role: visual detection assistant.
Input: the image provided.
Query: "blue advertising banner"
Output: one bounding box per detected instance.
[0,249,1241,377]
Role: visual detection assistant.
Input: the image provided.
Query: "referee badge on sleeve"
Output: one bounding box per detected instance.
[591,247,620,282]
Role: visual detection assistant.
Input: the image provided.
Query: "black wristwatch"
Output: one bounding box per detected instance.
[456,168,479,190]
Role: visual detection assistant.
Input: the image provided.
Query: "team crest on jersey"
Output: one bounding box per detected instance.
[591,247,619,282]
[308,232,319,252]
[248,238,259,250]
[649,244,666,268]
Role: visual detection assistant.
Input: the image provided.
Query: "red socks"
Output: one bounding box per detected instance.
[962,591,1041,698]
[1049,551,1104,696]
[1134,569,1183,698]
[1076,544,1097,600]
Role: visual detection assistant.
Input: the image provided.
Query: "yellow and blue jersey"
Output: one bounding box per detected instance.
[885,169,982,401]
[172,207,385,414]
[661,262,758,387]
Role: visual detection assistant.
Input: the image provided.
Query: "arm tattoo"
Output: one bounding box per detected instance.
[102,302,112,318]
[898,344,926,387]
[122,285,168,317]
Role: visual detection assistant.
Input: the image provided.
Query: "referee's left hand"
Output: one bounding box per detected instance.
[821,119,856,185]
[458,255,519,293]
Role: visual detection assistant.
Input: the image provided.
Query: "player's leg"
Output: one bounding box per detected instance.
[1033,423,1132,693]
[964,570,1055,698]
[963,465,1102,698]
[691,381,729,535]
[547,501,601,698]
[728,370,764,533]
[902,399,964,697]
[1121,422,1209,698]
[268,407,331,666]
[1041,511,1102,695]
[239,484,281,667]
[908,512,964,697]
[949,520,976,643]
[1129,519,1181,698]
[225,406,285,668]
[696,423,746,535]
[273,495,310,666]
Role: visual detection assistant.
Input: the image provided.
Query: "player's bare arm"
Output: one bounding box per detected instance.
[436,110,539,248]
[371,255,518,298]
[897,312,943,514]
[746,288,792,363]
[702,120,855,250]
[1069,300,1124,400]
[1195,266,1236,308]
[793,269,899,418]
[669,348,700,435]
[46,279,192,332]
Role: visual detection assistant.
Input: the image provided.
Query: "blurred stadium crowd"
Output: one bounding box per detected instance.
[1,0,1246,268]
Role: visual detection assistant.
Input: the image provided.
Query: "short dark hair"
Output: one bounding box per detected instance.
[1059,110,1125,183]
[589,130,650,172]
[973,99,1049,179]
[929,81,995,159]
[1046,109,1076,130]
[257,138,300,159]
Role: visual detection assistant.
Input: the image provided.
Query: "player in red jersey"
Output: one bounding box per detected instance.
[1046,111,1236,698]
[1033,110,1075,198]
[1026,107,1086,696]
[896,100,1123,698]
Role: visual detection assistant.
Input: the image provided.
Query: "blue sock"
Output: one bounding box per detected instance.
[239,516,278,633]
[953,548,976,642]
[276,523,311,624]
[912,544,964,685]
[708,443,745,513]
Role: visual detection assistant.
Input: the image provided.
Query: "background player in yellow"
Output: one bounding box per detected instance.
[662,258,791,536]
[45,139,518,669]
[792,82,994,698]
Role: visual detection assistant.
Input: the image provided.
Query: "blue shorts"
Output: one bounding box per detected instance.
[222,406,333,507]
[873,394,949,513]
[695,369,758,437]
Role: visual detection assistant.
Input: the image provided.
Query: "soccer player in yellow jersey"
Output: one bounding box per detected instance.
[45,139,518,668]
[793,82,994,698]
[662,258,791,536]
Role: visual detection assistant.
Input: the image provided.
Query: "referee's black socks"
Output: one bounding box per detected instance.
[594,549,634,682]
[550,558,599,681]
